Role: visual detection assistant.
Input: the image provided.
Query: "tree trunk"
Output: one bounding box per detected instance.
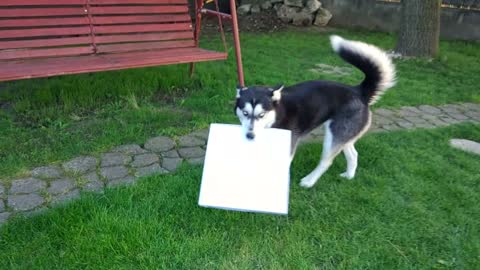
[396,0,442,57]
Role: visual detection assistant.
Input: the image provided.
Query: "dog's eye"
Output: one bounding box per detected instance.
[258,113,265,118]
[243,111,248,116]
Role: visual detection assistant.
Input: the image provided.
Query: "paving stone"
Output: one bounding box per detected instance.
[466,118,480,124]
[100,166,129,180]
[144,136,176,152]
[302,133,318,143]
[304,132,319,140]
[452,104,469,112]
[420,114,440,121]
[112,144,147,155]
[107,176,136,188]
[374,108,396,118]
[80,171,100,182]
[440,105,461,114]
[450,139,480,156]
[0,212,11,225]
[162,158,183,172]
[178,147,206,159]
[50,189,80,205]
[79,172,103,193]
[396,121,415,129]
[47,178,75,195]
[418,105,442,115]
[426,118,450,127]
[8,194,45,211]
[404,116,429,124]
[373,115,394,125]
[63,156,97,174]
[161,149,180,158]
[310,127,325,136]
[0,184,4,197]
[10,178,46,194]
[187,157,205,165]
[402,106,423,114]
[22,207,48,218]
[0,200,4,212]
[464,111,480,121]
[397,108,419,117]
[438,116,461,124]
[31,165,63,179]
[460,102,480,112]
[190,129,209,140]
[447,112,470,121]
[178,135,205,147]
[101,152,132,167]
[414,122,436,129]
[83,180,104,193]
[135,163,168,177]
[368,126,386,133]
[131,153,159,168]
[382,124,402,131]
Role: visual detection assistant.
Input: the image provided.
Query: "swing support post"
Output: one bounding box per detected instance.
[193,0,245,87]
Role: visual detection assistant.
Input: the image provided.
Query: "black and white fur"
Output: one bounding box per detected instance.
[234,35,396,188]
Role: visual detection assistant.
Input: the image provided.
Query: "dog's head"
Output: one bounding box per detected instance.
[234,84,283,140]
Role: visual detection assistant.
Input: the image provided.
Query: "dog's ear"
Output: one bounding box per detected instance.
[269,84,284,101]
[236,85,247,98]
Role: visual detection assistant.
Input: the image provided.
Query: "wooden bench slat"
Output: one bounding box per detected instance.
[0,26,91,39]
[90,0,187,4]
[0,37,91,50]
[0,17,90,28]
[92,14,190,25]
[3,49,224,73]
[95,23,191,34]
[0,46,93,61]
[98,48,227,67]
[95,32,193,44]
[0,48,227,81]
[0,0,84,6]
[97,40,194,53]
[90,6,188,15]
[0,8,86,18]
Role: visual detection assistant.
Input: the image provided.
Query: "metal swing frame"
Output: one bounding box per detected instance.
[192,0,245,86]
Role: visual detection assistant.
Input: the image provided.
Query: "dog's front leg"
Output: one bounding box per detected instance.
[300,124,343,188]
[290,134,300,164]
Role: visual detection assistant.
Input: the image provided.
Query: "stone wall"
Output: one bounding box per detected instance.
[320,0,480,41]
[238,0,333,26]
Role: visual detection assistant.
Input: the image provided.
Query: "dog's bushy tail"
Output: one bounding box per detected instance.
[330,35,396,105]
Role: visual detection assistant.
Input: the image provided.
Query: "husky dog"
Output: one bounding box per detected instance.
[234,35,396,188]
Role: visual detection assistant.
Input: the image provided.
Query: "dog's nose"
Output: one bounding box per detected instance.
[246,132,255,140]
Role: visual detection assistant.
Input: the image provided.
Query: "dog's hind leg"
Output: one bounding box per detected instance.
[340,143,358,179]
[300,121,344,188]
[339,109,371,180]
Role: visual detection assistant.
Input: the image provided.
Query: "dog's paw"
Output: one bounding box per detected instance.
[340,172,355,180]
[300,177,316,188]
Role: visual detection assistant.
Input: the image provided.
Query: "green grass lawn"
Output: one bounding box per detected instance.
[1,124,479,269]
[1,29,480,179]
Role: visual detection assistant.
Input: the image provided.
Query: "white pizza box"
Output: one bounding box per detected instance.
[198,124,291,215]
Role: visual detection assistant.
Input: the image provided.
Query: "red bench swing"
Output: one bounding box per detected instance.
[0,0,245,86]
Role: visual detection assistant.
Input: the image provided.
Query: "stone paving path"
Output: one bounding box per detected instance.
[1,102,479,225]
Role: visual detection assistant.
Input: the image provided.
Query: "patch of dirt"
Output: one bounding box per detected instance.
[151,87,194,106]
[202,10,288,34]
[309,63,353,76]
